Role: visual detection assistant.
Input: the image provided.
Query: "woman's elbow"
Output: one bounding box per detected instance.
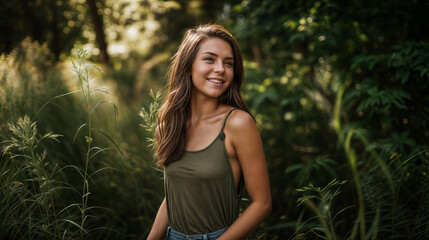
[265,200,272,215]
[260,198,272,217]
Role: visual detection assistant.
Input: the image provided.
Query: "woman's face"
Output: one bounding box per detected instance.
[190,37,234,99]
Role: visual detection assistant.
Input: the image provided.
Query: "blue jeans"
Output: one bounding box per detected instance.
[166,226,228,240]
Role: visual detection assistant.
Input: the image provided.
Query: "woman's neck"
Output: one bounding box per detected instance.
[189,93,223,122]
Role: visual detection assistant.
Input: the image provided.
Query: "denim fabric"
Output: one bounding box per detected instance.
[166,226,228,240]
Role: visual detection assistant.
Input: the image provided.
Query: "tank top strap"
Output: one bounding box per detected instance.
[219,108,239,140]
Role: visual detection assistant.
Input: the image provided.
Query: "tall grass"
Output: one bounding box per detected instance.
[292,179,348,240]
[291,81,429,240]
[0,38,74,240]
[1,38,166,239]
[1,116,63,239]
[70,46,123,238]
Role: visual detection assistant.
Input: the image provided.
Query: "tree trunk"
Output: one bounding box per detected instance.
[86,0,109,65]
[251,43,264,67]
[51,2,60,62]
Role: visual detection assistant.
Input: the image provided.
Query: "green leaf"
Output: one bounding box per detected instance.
[33,90,82,120]
[89,147,113,161]
[92,128,125,157]
[73,124,88,143]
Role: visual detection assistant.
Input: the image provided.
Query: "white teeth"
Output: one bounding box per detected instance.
[208,78,223,84]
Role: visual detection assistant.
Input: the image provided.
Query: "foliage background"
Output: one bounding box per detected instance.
[1,0,428,239]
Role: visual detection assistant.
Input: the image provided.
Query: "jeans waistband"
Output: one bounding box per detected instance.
[166,226,228,240]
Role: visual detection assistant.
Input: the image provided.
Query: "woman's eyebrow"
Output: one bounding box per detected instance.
[202,51,234,60]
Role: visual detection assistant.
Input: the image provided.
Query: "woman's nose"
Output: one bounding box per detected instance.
[213,61,225,73]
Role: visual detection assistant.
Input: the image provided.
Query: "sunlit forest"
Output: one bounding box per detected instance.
[1,0,429,239]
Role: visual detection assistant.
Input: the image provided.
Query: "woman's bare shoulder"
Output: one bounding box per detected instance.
[226,109,257,132]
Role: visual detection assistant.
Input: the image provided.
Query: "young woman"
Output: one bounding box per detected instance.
[147,24,271,240]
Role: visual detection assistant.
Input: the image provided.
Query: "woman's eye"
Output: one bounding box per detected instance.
[204,57,214,62]
[225,62,234,67]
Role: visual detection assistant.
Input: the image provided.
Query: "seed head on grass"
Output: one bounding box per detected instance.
[2,115,62,160]
[139,89,162,150]
[2,116,62,193]
[294,179,348,240]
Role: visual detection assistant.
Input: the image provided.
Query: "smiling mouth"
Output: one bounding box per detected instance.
[207,78,224,84]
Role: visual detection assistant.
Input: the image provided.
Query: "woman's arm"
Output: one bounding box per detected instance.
[147,197,169,240]
[218,110,272,240]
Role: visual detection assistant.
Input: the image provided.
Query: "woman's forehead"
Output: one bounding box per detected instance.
[197,38,233,58]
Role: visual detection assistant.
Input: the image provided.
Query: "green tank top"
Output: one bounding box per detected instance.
[164,108,243,235]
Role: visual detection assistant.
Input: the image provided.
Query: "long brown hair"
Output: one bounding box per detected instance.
[155,24,249,167]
